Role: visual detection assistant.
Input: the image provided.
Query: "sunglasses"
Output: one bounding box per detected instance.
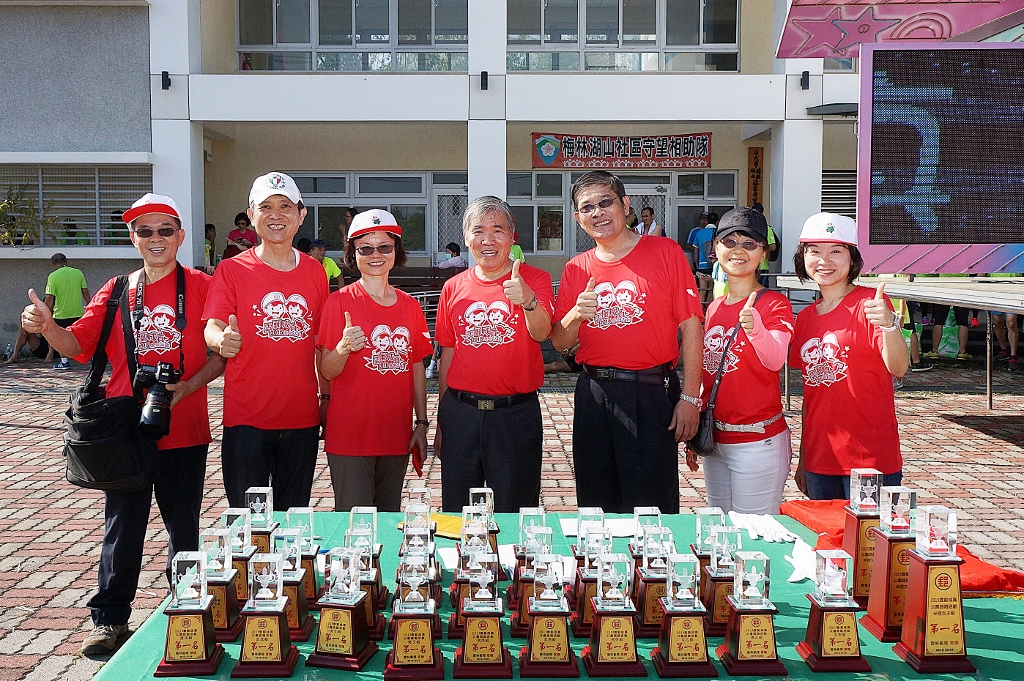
[355,243,395,256]
[132,227,179,238]
[720,237,762,252]
[576,197,619,215]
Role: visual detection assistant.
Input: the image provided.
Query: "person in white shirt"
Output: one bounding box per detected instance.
[436,241,468,269]
[635,207,664,236]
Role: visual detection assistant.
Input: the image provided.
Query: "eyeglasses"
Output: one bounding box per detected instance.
[132,227,179,238]
[720,237,762,252]
[576,198,619,215]
[355,244,395,256]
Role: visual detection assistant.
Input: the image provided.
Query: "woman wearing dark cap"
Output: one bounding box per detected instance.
[691,207,794,514]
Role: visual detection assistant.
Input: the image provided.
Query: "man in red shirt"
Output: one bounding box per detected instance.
[433,196,555,512]
[204,172,329,511]
[552,171,704,513]
[21,193,226,655]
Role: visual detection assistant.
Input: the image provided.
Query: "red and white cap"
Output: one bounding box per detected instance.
[122,193,180,225]
[249,171,302,207]
[799,212,858,246]
[348,209,403,240]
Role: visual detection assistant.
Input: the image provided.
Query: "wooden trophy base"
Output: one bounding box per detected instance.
[698,566,733,638]
[581,648,648,677]
[796,595,870,673]
[520,605,579,678]
[453,646,513,679]
[301,550,322,610]
[650,604,717,679]
[250,521,279,554]
[289,613,315,642]
[569,575,597,638]
[231,606,298,678]
[156,599,223,677]
[650,648,717,678]
[383,648,446,681]
[518,645,580,678]
[581,602,647,677]
[209,571,243,643]
[368,612,387,640]
[634,572,668,639]
[510,579,535,638]
[862,530,915,642]
[715,601,786,677]
[214,615,245,643]
[389,610,442,640]
[155,643,224,677]
[842,507,879,608]
[307,641,380,671]
[893,642,977,674]
[230,645,299,678]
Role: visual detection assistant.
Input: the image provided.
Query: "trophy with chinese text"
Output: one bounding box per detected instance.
[450,518,490,638]
[272,527,313,641]
[231,553,298,678]
[863,486,918,642]
[469,487,501,555]
[512,525,553,637]
[509,506,546,610]
[402,503,440,605]
[571,526,612,638]
[716,551,786,677]
[700,525,740,636]
[351,506,389,608]
[582,552,645,677]
[200,527,243,642]
[634,525,672,638]
[453,553,513,678]
[894,506,975,673]
[629,506,663,575]
[569,507,604,609]
[407,486,437,537]
[519,554,579,678]
[285,506,323,608]
[245,487,278,553]
[843,468,882,607]
[797,550,871,672]
[384,556,445,681]
[222,508,256,602]
[155,552,224,677]
[690,508,725,596]
[651,554,715,678]
[307,548,379,671]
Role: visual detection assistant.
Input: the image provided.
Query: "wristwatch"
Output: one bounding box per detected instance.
[679,394,699,408]
[523,295,539,312]
[879,314,901,333]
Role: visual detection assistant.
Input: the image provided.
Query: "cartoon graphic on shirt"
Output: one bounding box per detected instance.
[588,280,645,330]
[702,325,742,374]
[135,304,181,354]
[364,324,411,374]
[459,300,517,348]
[254,291,312,342]
[800,332,848,387]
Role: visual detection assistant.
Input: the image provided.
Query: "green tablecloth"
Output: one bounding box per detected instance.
[95,513,1024,681]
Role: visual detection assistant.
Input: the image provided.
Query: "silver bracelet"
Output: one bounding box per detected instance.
[679,394,700,408]
[880,319,901,333]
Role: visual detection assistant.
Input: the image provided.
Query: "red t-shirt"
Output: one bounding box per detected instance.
[553,236,703,369]
[435,264,554,395]
[701,291,793,444]
[70,267,214,451]
[317,283,432,456]
[789,286,902,475]
[203,248,328,429]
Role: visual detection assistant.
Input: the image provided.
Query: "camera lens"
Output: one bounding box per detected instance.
[139,384,173,439]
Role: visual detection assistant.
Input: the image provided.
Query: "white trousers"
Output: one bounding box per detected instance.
[702,427,793,515]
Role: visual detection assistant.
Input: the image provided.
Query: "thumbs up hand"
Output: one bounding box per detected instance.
[738,291,758,333]
[502,259,535,307]
[217,314,243,358]
[21,289,53,334]
[336,310,366,354]
[864,283,897,329]
[573,277,599,323]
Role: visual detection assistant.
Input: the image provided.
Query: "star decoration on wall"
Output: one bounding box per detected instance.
[833,7,900,54]
[794,8,849,56]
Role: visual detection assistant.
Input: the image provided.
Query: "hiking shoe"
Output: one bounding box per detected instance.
[1009,357,1020,371]
[53,359,69,369]
[910,360,933,372]
[995,349,1011,361]
[893,377,904,391]
[956,352,972,361]
[922,351,940,359]
[81,624,130,655]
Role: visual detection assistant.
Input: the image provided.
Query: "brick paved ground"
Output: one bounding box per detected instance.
[0,358,1022,680]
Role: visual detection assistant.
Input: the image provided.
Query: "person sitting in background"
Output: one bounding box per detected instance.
[437,241,467,269]
[228,212,258,250]
[310,238,343,290]
[3,323,50,364]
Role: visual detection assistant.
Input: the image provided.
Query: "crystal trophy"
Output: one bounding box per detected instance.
[582,552,644,676]
[272,527,303,576]
[709,526,741,576]
[596,553,632,609]
[460,519,489,571]
[517,506,546,567]
[916,505,957,558]
[511,524,553,638]
[701,525,742,637]
[524,526,553,575]
[285,506,316,551]
[345,527,374,573]
[651,553,713,677]
[849,468,882,514]
[399,556,431,609]
[157,551,224,675]
[469,486,495,522]
[732,551,769,608]
[453,547,511,676]
[270,529,314,642]
[843,470,882,607]
[880,486,917,536]
[386,554,444,680]
[693,507,726,556]
[635,526,674,637]
[220,508,255,602]
[249,553,286,609]
[285,506,322,607]
[308,547,380,671]
[200,527,231,577]
[576,507,605,552]
[245,486,279,553]
[630,506,663,558]
[324,547,362,604]
[570,526,612,638]
[534,554,565,607]
[520,554,578,677]
[402,509,432,557]
[199,527,243,642]
[350,506,383,591]
[717,550,786,676]
[797,549,871,673]
[237,552,298,675]
[666,554,700,610]
[406,486,436,536]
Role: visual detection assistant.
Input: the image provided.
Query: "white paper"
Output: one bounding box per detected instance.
[497,544,518,571]
[562,557,578,584]
[558,518,637,539]
[559,518,578,538]
[436,547,460,571]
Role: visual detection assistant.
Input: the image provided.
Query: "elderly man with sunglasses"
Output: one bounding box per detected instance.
[433,196,555,513]
[552,171,704,514]
[21,193,226,655]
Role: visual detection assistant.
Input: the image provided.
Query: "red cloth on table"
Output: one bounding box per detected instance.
[780,499,1024,597]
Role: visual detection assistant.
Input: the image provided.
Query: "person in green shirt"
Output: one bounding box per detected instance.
[44,253,90,369]
[310,239,342,291]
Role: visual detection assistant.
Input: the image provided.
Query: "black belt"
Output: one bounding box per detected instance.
[582,363,672,385]
[450,389,537,411]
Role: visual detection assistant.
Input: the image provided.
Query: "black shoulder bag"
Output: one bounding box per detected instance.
[63,273,156,490]
[687,289,768,457]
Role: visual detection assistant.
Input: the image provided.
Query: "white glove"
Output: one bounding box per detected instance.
[764,516,799,542]
[728,511,759,540]
[784,538,817,582]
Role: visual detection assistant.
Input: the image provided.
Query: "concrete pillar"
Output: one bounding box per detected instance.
[770,120,823,270]
[467,0,507,200]
[152,121,205,267]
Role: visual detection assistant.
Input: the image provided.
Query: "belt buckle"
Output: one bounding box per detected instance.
[594,367,614,380]
[478,399,495,411]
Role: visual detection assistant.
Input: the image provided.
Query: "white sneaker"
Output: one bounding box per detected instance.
[425,361,436,379]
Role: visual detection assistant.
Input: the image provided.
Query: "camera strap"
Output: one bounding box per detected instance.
[126,264,187,379]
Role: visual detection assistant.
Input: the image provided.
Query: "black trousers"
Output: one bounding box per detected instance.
[87,443,208,626]
[438,390,543,514]
[221,425,320,511]
[53,316,80,360]
[572,371,682,514]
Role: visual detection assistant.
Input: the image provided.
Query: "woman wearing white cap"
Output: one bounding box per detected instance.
[692,207,794,514]
[317,210,432,511]
[789,213,909,499]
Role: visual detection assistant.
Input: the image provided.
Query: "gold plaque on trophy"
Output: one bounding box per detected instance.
[641,582,667,627]
[667,616,707,663]
[924,565,965,656]
[464,616,503,664]
[240,616,285,663]
[165,615,206,661]
[529,615,570,663]
[712,581,734,624]
[393,618,435,665]
[596,615,637,663]
[736,614,776,661]
[317,608,354,655]
[821,612,859,657]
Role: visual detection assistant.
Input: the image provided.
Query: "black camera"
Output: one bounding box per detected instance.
[133,361,181,439]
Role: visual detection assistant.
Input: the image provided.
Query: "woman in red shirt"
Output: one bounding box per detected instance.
[317,210,432,511]
[790,213,909,499]
[693,208,794,514]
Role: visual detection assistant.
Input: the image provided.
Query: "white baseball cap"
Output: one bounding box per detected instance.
[799,212,858,246]
[348,209,403,240]
[122,193,181,225]
[248,172,302,207]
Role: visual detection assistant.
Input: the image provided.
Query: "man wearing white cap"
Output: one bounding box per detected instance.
[21,193,226,654]
[203,172,329,511]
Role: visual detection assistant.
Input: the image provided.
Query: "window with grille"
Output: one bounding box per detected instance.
[0,165,152,246]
